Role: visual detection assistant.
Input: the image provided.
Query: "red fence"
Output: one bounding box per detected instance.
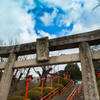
[78,82,83,94]
[41,80,73,100]
[66,81,83,100]
[67,87,77,100]
[41,81,83,100]
[60,80,73,94]
[40,87,59,100]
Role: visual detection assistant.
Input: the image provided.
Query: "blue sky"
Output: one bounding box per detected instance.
[0,0,100,44]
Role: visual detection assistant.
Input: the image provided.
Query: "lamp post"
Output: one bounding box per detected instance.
[63,72,66,79]
[11,82,13,86]
[41,75,46,93]
[57,75,61,85]
[50,74,55,87]
[96,70,100,77]
[25,75,33,100]
[68,75,70,80]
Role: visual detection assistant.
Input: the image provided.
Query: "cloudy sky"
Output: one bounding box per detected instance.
[0,0,100,44]
[0,0,100,75]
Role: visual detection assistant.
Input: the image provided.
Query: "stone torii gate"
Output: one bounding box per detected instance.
[0,29,100,100]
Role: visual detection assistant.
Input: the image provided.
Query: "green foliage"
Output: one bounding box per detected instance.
[32,87,41,91]
[54,77,69,86]
[64,63,82,79]
[43,87,55,96]
[28,90,43,99]
[31,95,41,100]
[7,96,30,100]
[93,61,100,73]
[98,87,100,96]
[96,76,100,96]
[38,84,41,87]
[96,77,100,82]
[97,79,100,88]
[58,70,65,77]
[32,87,55,97]
[54,83,64,91]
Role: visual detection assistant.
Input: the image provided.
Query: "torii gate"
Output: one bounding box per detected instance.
[0,29,100,100]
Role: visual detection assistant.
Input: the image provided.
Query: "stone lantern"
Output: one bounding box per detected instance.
[63,72,66,79]
[50,73,55,87]
[68,74,70,80]
[96,69,100,77]
[41,75,46,93]
[25,75,33,100]
[57,74,61,85]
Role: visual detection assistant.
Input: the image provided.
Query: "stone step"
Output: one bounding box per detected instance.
[73,99,84,100]
[73,88,84,100]
[52,84,80,100]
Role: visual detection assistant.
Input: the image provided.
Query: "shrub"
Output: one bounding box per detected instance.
[31,94,42,100]
[32,87,55,97]
[96,77,100,82]
[54,83,64,91]
[98,87,100,96]
[43,87,55,96]
[32,87,41,91]
[28,90,43,99]
[7,96,30,100]
[97,79,100,88]
[54,77,69,86]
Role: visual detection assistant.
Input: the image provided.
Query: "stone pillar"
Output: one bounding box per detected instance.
[79,42,99,100]
[0,53,17,100]
[36,37,49,62]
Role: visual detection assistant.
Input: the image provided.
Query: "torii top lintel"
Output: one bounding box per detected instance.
[0,29,100,57]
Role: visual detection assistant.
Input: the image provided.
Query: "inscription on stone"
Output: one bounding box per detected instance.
[36,37,49,62]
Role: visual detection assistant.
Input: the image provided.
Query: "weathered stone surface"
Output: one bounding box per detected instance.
[0,53,17,100]
[79,42,99,100]
[0,29,100,57]
[0,50,100,70]
[36,37,49,62]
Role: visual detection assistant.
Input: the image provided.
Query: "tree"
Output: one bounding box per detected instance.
[92,0,100,11]
[0,38,6,81]
[33,66,54,86]
[64,63,82,79]
[91,45,100,74]
[33,51,59,86]
[0,38,31,93]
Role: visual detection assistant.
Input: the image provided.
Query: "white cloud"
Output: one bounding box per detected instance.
[0,0,38,44]
[38,30,57,39]
[40,0,100,35]
[40,8,58,26]
[69,0,100,35]
[59,29,70,36]
[40,0,84,11]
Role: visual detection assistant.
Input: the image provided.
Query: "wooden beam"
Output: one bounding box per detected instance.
[0,29,100,57]
[0,50,100,70]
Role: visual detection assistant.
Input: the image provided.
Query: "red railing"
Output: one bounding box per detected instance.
[67,87,77,100]
[66,81,83,100]
[40,87,59,100]
[78,82,83,94]
[60,80,73,94]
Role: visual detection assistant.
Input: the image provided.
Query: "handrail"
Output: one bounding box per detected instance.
[67,87,77,100]
[60,80,73,94]
[78,82,83,94]
[66,81,83,100]
[40,87,59,100]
